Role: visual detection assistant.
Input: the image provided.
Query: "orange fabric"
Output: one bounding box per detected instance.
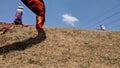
[36,16,45,28]
[21,0,45,28]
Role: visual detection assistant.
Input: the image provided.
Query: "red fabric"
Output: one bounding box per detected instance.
[21,0,45,28]
[21,0,45,16]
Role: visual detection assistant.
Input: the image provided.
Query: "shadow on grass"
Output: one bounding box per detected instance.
[0,28,46,54]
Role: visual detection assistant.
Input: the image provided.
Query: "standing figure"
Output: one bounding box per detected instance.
[100,25,105,31]
[14,6,23,25]
[21,0,45,29]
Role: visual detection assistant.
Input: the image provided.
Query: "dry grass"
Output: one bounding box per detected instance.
[0,25,120,68]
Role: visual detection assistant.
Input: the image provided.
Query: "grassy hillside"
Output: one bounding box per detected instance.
[0,25,120,68]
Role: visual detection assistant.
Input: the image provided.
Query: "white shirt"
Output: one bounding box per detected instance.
[17,8,23,12]
[101,25,105,30]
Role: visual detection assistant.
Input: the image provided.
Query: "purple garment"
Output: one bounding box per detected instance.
[14,10,23,24]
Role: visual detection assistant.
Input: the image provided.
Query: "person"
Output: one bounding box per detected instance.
[0,24,14,35]
[21,0,45,29]
[100,24,105,30]
[14,6,24,25]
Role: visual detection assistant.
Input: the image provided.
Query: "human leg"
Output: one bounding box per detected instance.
[36,15,45,29]
[21,0,45,28]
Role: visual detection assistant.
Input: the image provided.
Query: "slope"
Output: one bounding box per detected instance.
[0,25,120,68]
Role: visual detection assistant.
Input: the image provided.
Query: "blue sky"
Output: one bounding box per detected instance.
[0,0,120,31]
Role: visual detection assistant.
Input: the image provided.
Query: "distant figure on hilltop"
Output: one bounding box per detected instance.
[21,0,45,29]
[100,24,105,31]
[14,6,23,25]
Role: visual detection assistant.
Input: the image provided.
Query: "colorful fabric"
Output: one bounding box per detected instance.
[21,0,45,28]
[36,16,45,28]
[21,0,45,16]
[14,8,23,25]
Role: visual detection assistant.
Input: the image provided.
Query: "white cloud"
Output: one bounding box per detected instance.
[61,14,79,27]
